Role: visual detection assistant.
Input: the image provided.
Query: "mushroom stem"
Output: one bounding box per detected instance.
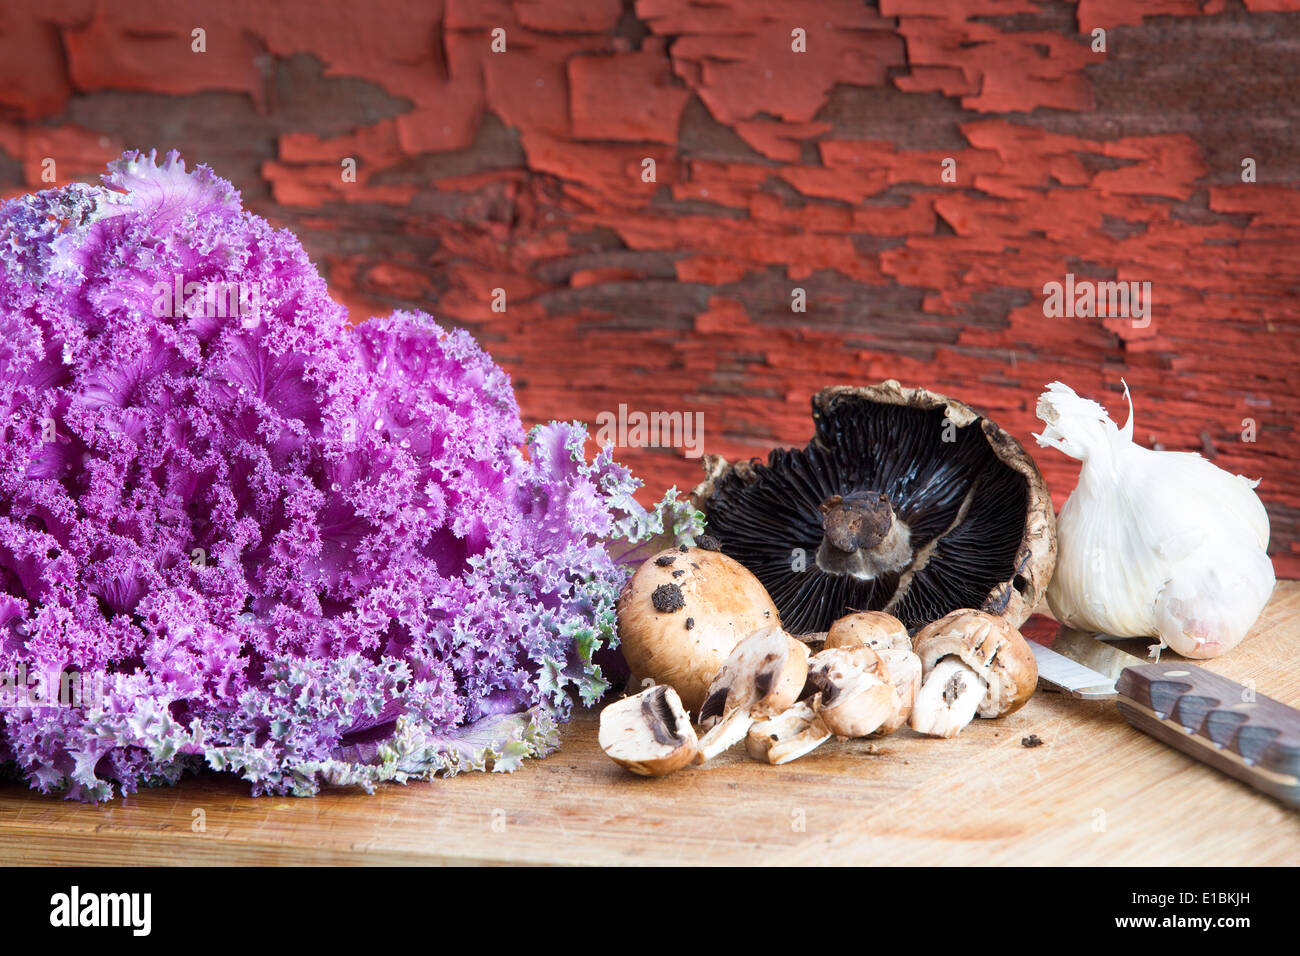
[696,708,755,762]
[693,626,810,762]
[816,491,913,580]
[909,657,987,738]
[746,702,832,764]
[821,491,893,552]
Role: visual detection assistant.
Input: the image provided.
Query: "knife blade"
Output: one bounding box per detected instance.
[1028,628,1154,699]
[1028,625,1300,809]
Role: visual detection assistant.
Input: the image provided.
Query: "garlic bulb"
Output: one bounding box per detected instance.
[1035,382,1274,659]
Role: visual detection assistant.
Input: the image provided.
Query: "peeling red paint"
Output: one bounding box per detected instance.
[893,13,1095,112]
[0,1,1297,575]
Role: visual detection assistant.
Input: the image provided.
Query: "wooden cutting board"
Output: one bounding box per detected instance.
[2,584,1298,866]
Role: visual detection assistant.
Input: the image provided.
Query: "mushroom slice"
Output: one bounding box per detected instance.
[909,657,987,738]
[825,611,911,651]
[909,609,1038,738]
[599,685,698,776]
[806,646,900,739]
[692,382,1057,636]
[616,545,780,715]
[695,626,810,762]
[746,701,831,765]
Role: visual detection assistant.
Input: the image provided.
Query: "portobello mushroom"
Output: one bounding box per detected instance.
[693,381,1056,635]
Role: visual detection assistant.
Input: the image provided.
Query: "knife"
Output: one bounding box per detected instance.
[1028,626,1300,809]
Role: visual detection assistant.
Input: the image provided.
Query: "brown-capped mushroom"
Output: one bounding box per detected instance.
[695,626,809,761]
[805,645,900,739]
[745,701,832,765]
[909,609,1038,738]
[616,545,780,715]
[819,612,918,735]
[598,684,698,777]
[873,646,922,736]
[746,643,921,763]
[824,611,911,651]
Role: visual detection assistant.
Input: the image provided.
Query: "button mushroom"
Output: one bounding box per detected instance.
[616,544,781,715]
[873,646,922,736]
[819,612,919,735]
[745,701,831,765]
[909,609,1038,738]
[599,684,699,777]
[805,645,901,739]
[692,381,1057,636]
[824,610,912,651]
[695,626,810,761]
[750,642,918,763]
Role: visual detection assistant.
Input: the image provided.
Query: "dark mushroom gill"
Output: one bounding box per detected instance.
[701,391,1029,634]
[641,686,684,746]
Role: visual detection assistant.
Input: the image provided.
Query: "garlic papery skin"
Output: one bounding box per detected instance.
[1035,382,1274,659]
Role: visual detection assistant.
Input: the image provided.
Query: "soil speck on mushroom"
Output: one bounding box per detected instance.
[942,671,966,706]
[655,555,676,567]
[1022,734,1043,748]
[651,583,685,613]
[617,546,781,714]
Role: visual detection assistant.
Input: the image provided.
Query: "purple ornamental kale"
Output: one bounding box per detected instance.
[0,150,700,800]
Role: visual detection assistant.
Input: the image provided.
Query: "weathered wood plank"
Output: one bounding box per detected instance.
[0,2,1297,573]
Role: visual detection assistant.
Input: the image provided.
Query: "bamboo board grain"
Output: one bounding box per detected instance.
[2,584,1299,867]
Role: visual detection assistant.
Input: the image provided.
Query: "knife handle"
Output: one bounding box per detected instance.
[1115,662,1300,809]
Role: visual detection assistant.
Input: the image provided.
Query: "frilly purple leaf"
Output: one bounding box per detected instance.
[0,152,698,800]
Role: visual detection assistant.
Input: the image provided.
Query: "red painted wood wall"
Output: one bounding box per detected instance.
[1,1,1298,575]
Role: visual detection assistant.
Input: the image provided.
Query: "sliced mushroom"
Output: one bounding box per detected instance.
[695,626,810,762]
[824,610,911,651]
[746,643,921,763]
[692,382,1057,636]
[745,701,832,765]
[616,545,781,715]
[909,609,1038,738]
[806,645,900,739]
[598,684,699,776]
[911,658,985,737]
